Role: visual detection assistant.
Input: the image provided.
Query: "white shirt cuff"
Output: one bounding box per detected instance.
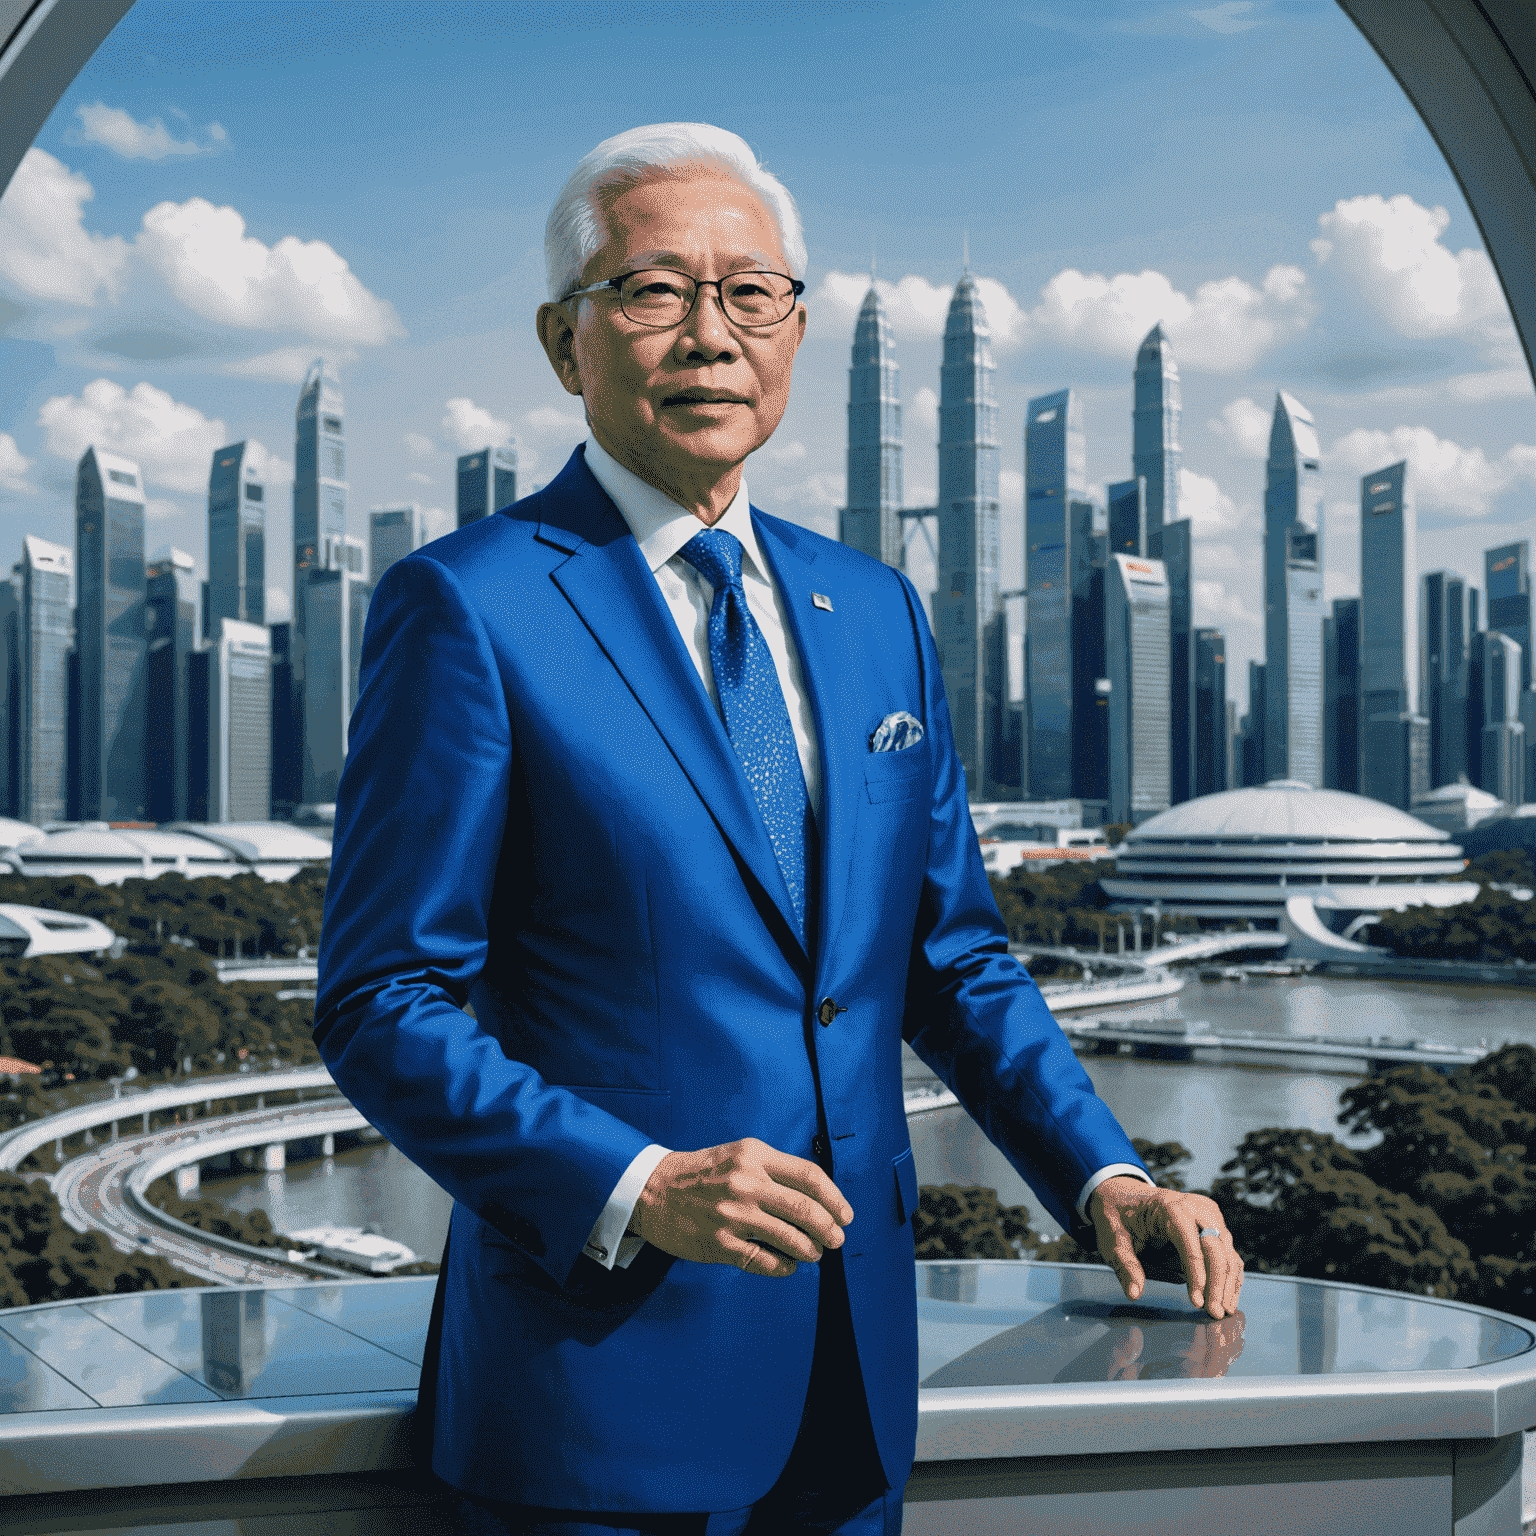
[583,1143,671,1271]
[1075,1163,1156,1223]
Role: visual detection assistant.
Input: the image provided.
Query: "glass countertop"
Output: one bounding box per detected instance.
[918,1262,1534,1387]
[0,1262,1531,1415]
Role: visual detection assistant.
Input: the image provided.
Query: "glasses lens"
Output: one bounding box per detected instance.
[617,270,797,327]
[720,272,796,325]
[619,271,693,325]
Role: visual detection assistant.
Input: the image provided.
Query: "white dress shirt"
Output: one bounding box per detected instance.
[575,435,1150,1270]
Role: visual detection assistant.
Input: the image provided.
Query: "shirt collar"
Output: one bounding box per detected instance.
[584,434,768,583]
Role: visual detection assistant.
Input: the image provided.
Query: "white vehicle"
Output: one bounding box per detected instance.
[284,1225,418,1274]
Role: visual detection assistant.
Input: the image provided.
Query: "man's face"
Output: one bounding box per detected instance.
[539,170,806,491]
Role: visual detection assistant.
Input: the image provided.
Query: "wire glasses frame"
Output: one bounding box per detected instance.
[559,268,806,330]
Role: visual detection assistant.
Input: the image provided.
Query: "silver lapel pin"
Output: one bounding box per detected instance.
[811,592,833,612]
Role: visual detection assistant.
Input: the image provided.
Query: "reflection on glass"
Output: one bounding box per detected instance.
[916,1264,1534,1387]
[202,1289,268,1395]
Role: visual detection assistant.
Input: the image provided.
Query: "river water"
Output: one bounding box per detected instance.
[205,973,1536,1257]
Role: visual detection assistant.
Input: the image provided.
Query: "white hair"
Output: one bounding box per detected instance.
[544,122,807,301]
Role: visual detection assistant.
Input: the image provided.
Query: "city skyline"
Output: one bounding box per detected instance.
[0,1,1531,726]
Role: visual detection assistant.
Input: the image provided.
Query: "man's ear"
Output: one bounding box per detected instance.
[536,302,584,397]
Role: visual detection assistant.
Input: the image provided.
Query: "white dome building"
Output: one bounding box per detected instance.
[1100,780,1477,923]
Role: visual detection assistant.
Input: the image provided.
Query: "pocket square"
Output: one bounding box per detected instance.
[870,711,924,752]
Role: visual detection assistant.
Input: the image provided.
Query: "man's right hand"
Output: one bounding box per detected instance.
[631,1137,853,1277]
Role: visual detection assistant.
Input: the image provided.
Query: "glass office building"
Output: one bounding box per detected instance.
[1323,597,1361,793]
[1025,389,1086,799]
[145,549,200,824]
[1240,660,1266,787]
[1132,322,1181,533]
[195,618,272,823]
[1479,629,1524,804]
[207,442,265,632]
[1069,500,1108,805]
[1194,628,1228,796]
[1359,461,1420,808]
[17,535,71,824]
[1263,392,1325,786]
[1106,477,1145,559]
[842,284,903,568]
[0,570,18,818]
[1485,540,1530,694]
[1149,517,1195,805]
[75,447,147,821]
[934,272,1000,796]
[1106,553,1171,824]
[1420,570,1470,790]
[302,568,371,805]
[456,446,518,529]
[269,621,296,817]
[369,506,426,582]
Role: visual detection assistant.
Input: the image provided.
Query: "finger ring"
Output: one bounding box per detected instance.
[1199,1227,1221,1238]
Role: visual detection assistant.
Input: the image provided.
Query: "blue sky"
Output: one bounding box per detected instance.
[1,0,1532,709]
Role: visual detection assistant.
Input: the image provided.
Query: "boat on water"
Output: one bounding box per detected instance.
[285,1224,418,1274]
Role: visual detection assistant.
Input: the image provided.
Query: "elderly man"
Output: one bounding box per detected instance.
[315,122,1242,1536]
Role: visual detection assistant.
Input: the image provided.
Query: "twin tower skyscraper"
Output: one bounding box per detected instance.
[841,274,1188,813]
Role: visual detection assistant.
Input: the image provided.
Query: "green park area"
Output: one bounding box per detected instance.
[1,851,1535,1323]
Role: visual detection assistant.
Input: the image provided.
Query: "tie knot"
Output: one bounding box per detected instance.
[678,528,744,595]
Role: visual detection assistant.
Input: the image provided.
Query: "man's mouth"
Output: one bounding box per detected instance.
[661,391,749,407]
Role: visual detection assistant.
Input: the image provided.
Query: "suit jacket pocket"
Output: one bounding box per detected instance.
[865,749,928,804]
[893,1147,919,1226]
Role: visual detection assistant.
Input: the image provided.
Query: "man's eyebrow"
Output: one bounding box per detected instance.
[622,249,784,271]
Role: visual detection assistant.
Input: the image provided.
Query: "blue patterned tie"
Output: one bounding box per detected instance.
[679,528,816,942]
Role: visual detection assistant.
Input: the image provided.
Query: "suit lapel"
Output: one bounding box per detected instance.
[537,450,806,957]
[752,509,855,968]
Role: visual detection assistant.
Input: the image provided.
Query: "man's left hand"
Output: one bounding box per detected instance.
[1088,1176,1244,1320]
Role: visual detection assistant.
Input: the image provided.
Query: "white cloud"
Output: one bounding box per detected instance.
[144,497,180,522]
[404,431,435,457]
[69,103,227,161]
[775,472,845,511]
[1193,576,1260,630]
[908,386,939,439]
[1190,2,1261,33]
[421,506,454,541]
[999,468,1024,513]
[1311,195,1514,356]
[443,397,513,451]
[0,434,34,494]
[34,378,277,495]
[1209,396,1271,458]
[523,405,585,435]
[265,586,292,624]
[136,197,403,345]
[241,439,292,485]
[1446,368,1534,403]
[1328,424,1536,520]
[763,438,807,464]
[407,470,433,486]
[0,149,127,305]
[814,261,1307,370]
[222,347,322,383]
[1180,467,1247,533]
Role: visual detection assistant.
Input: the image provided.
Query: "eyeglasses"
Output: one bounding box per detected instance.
[560,268,805,330]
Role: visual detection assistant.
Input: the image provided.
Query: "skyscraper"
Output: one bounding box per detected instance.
[145,548,200,823]
[1263,392,1325,785]
[269,621,297,817]
[1069,499,1108,805]
[1148,517,1195,805]
[75,446,147,821]
[842,284,903,567]
[207,442,265,632]
[302,567,371,805]
[292,360,348,808]
[457,446,518,529]
[1025,388,1086,798]
[1420,570,1469,789]
[192,618,272,823]
[1485,541,1531,690]
[1193,628,1228,796]
[934,271,1000,795]
[1132,323,1181,534]
[1241,661,1266,787]
[1480,630,1524,804]
[0,569,18,817]
[1106,553,1171,824]
[1323,597,1360,793]
[1358,461,1422,808]
[370,506,426,581]
[1106,478,1145,558]
[17,536,70,824]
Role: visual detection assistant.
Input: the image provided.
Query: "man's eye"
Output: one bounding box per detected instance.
[724,278,770,298]
[629,277,688,299]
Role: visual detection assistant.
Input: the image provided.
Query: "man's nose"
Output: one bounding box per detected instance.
[675,285,737,362]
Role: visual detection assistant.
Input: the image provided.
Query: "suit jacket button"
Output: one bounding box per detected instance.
[812,1134,828,1161]
[817,997,842,1027]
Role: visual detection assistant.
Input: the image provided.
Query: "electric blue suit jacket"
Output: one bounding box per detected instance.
[314,444,1149,1512]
